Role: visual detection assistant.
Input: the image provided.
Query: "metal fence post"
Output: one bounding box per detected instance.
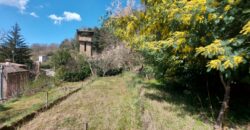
[46,91,48,108]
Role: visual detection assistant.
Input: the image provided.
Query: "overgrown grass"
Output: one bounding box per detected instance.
[0,80,88,127]
[22,75,57,96]
[19,72,142,130]
[18,72,217,130]
[8,72,249,130]
[142,79,249,130]
[142,80,213,130]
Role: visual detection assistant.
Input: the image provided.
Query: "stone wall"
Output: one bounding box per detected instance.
[79,42,92,57]
[4,71,29,98]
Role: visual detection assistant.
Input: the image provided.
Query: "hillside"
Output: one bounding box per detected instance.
[18,72,213,130]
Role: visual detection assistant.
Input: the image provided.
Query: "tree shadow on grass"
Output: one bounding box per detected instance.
[143,82,208,119]
[143,81,250,128]
[228,85,250,126]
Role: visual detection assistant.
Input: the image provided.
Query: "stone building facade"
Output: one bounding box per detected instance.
[76,29,94,57]
[0,62,29,100]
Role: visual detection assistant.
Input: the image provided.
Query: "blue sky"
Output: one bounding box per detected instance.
[0,0,115,45]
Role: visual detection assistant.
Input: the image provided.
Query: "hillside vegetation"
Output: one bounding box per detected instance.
[106,0,250,129]
[0,80,92,128]
[18,72,215,130]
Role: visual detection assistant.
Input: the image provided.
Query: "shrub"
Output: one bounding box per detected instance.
[23,75,54,96]
[40,63,51,69]
[89,44,140,76]
[50,49,71,68]
[53,50,91,82]
[62,69,91,82]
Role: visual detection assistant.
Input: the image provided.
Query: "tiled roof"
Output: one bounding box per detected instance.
[77,29,94,32]
[77,29,94,36]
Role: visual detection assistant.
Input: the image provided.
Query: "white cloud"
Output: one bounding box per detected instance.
[0,0,29,12]
[30,12,38,18]
[49,14,63,24]
[63,11,81,21]
[48,11,81,24]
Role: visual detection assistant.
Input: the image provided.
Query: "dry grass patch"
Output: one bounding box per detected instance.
[19,73,142,130]
[0,80,89,128]
[16,72,242,130]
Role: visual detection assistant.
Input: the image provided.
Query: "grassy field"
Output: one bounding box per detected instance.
[17,72,217,130]
[18,73,141,130]
[0,79,93,128]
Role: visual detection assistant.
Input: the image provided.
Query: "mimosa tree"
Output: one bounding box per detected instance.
[105,0,250,129]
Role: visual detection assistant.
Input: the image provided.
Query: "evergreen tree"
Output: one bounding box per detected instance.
[0,30,6,62]
[0,23,31,64]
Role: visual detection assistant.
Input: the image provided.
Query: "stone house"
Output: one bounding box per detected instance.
[0,62,29,100]
[76,29,94,57]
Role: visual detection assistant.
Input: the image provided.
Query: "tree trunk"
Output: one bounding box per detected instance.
[103,70,107,77]
[214,73,231,130]
[87,60,95,76]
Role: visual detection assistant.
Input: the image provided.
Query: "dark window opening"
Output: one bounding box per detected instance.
[84,42,86,51]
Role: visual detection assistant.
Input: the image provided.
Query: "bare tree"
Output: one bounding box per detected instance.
[88,43,142,76]
[107,0,144,17]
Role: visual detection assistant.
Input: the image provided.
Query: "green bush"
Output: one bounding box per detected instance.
[40,63,51,69]
[138,65,154,79]
[62,67,91,82]
[55,67,67,80]
[50,49,71,68]
[97,68,123,77]
[53,50,91,82]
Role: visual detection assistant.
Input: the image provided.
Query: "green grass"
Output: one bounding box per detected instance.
[19,72,142,130]
[4,72,248,129]
[18,72,215,130]
[0,80,91,127]
[142,80,213,130]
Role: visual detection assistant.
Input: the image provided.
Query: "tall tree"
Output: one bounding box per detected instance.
[107,0,250,129]
[0,30,6,62]
[0,23,31,64]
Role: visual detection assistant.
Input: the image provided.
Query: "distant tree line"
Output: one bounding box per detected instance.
[31,43,58,60]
